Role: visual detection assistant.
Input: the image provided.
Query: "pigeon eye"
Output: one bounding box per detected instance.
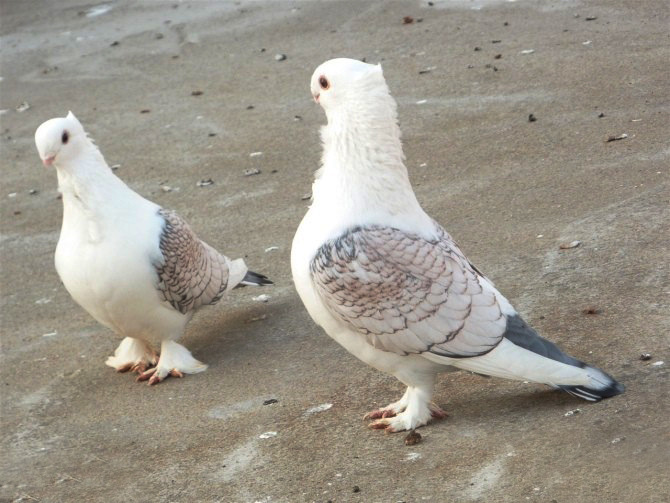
[318,76,330,90]
[62,131,69,144]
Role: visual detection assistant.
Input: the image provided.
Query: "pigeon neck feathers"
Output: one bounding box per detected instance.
[56,137,134,217]
[313,74,432,236]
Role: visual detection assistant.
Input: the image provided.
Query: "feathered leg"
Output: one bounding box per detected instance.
[367,372,447,432]
[105,337,158,374]
[137,340,207,385]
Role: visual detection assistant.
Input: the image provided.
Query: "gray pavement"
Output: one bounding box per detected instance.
[1,1,668,502]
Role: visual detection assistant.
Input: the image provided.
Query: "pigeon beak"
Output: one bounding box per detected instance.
[42,155,56,167]
[313,93,320,104]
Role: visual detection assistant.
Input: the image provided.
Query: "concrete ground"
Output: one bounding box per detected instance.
[1,0,668,502]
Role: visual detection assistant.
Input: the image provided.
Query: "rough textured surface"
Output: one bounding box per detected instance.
[1,1,668,502]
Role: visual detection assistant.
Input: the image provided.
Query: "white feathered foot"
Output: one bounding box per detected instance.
[136,340,208,385]
[365,386,448,433]
[105,337,158,374]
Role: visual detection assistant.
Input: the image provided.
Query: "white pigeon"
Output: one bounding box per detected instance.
[291,58,624,432]
[35,112,272,385]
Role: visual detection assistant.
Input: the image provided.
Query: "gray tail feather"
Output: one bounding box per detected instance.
[236,270,273,287]
[504,315,625,401]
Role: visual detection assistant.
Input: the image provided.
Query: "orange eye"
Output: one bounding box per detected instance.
[318,76,329,90]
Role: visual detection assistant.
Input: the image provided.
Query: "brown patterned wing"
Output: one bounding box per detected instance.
[155,209,230,314]
[310,225,506,357]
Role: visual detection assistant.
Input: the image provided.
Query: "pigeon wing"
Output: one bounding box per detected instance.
[310,225,506,357]
[155,209,230,314]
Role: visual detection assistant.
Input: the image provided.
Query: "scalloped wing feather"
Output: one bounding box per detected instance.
[310,225,506,357]
[155,209,230,314]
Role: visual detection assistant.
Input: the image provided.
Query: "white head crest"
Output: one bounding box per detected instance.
[34,111,87,167]
[310,58,389,117]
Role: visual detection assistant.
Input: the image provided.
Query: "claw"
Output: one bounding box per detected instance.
[368,419,399,433]
[130,361,148,374]
[429,404,448,420]
[136,367,156,382]
[139,367,184,385]
[369,420,389,430]
[116,363,133,373]
[364,408,397,420]
[363,409,383,420]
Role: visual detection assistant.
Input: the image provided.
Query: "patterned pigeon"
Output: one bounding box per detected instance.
[291,59,624,432]
[35,112,272,385]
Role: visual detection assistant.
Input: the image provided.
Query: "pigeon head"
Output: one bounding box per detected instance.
[310,58,389,117]
[35,111,87,168]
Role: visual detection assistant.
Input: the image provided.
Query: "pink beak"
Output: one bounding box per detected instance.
[42,155,55,167]
[313,93,320,103]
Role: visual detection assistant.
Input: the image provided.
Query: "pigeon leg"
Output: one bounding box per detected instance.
[136,340,207,385]
[105,337,158,374]
[363,387,410,420]
[368,386,446,432]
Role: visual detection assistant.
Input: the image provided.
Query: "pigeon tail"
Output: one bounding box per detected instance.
[238,270,273,287]
[504,315,625,401]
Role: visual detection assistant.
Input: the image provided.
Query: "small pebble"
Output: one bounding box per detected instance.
[652,361,664,367]
[418,66,437,74]
[402,16,414,24]
[191,90,203,96]
[582,306,601,315]
[598,112,605,118]
[528,114,537,122]
[263,398,279,405]
[252,294,271,303]
[246,314,267,323]
[140,109,150,114]
[274,53,287,61]
[585,16,598,21]
[196,179,214,187]
[110,41,120,47]
[244,168,261,176]
[607,133,628,142]
[259,431,277,439]
[264,246,279,252]
[161,185,172,193]
[564,408,581,417]
[559,240,581,249]
[494,54,502,59]
[639,353,652,361]
[404,430,422,446]
[301,193,312,200]
[352,485,360,493]
[29,189,38,195]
